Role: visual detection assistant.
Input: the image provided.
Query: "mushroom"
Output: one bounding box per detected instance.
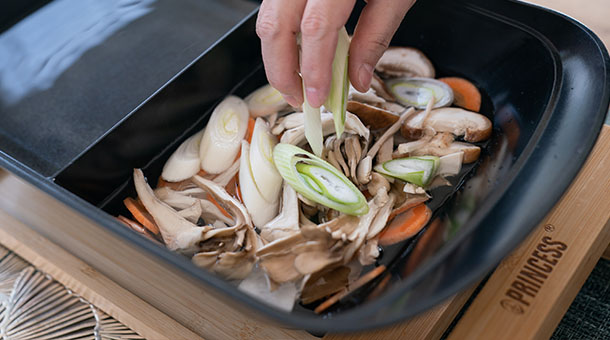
[401,107,492,142]
[155,186,234,225]
[403,183,427,195]
[367,107,416,160]
[300,266,350,304]
[344,135,362,180]
[377,135,394,163]
[347,101,400,130]
[356,155,373,185]
[367,172,391,197]
[366,192,396,240]
[375,47,435,78]
[177,203,203,224]
[133,169,210,254]
[358,239,380,266]
[371,74,395,101]
[348,85,385,105]
[260,184,301,243]
[333,138,351,178]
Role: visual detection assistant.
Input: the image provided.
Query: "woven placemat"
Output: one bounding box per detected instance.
[551,258,610,340]
[0,245,143,340]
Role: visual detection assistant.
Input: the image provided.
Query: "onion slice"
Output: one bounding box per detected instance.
[162,129,204,182]
[374,156,440,187]
[200,96,249,174]
[386,77,453,109]
[240,141,279,227]
[245,84,290,117]
[249,118,283,203]
[273,143,368,216]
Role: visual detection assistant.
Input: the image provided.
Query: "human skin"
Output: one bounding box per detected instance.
[256,0,417,108]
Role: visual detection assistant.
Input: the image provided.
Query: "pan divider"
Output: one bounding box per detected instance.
[0,125,608,339]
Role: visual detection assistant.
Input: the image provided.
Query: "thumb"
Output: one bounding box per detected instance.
[349,0,416,92]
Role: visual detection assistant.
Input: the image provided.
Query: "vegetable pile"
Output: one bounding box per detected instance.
[117,30,492,314]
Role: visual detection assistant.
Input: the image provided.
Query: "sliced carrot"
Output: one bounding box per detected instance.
[123,197,160,235]
[388,195,430,222]
[379,204,431,246]
[117,216,163,244]
[117,215,147,234]
[245,117,256,143]
[315,265,386,314]
[439,77,482,112]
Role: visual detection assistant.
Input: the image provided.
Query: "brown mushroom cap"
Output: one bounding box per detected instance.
[376,47,435,78]
[347,101,399,130]
[401,107,492,142]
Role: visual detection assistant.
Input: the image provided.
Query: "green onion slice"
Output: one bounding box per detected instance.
[374,156,440,187]
[273,143,368,216]
[324,27,350,138]
[386,77,453,109]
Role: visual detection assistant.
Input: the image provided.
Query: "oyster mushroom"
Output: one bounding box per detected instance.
[377,135,394,163]
[155,187,234,225]
[401,107,492,142]
[356,155,373,185]
[133,169,210,254]
[366,193,396,240]
[212,158,240,187]
[367,172,391,197]
[260,184,301,243]
[412,141,481,163]
[344,135,362,180]
[358,239,380,266]
[367,108,416,159]
[177,203,203,224]
[375,47,435,78]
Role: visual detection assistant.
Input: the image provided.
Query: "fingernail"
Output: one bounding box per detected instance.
[305,87,323,108]
[358,63,374,91]
[283,94,299,107]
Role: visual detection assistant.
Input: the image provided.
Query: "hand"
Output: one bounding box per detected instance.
[256,0,416,108]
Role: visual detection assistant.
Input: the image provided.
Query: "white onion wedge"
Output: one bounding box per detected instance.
[200,96,249,174]
[438,152,464,176]
[245,84,290,117]
[250,118,283,203]
[239,141,279,227]
[162,129,204,182]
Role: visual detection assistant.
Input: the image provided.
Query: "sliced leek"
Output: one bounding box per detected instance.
[386,77,453,109]
[303,82,324,157]
[374,156,440,187]
[273,143,368,215]
[324,27,351,138]
[249,118,282,203]
[245,84,290,117]
[199,96,249,174]
[161,129,204,182]
[240,141,280,227]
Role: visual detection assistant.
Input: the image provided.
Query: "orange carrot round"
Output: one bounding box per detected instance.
[379,204,431,246]
[123,197,160,235]
[245,117,256,143]
[439,77,482,112]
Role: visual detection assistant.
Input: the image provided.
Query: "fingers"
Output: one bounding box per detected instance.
[349,0,416,92]
[300,0,356,108]
[256,0,307,107]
